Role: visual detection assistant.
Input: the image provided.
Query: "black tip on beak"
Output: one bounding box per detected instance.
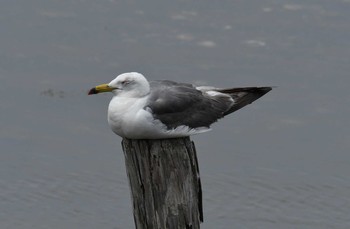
[88,88,98,95]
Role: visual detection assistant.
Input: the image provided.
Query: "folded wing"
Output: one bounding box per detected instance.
[145,80,271,129]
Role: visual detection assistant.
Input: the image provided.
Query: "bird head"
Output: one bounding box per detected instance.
[88,72,150,97]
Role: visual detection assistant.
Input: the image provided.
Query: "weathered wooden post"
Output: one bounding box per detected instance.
[121,137,203,229]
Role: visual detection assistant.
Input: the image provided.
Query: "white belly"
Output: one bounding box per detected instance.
[107,96,211,139]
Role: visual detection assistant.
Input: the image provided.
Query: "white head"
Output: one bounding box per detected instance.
[88,72,150,97]
[107,72,150,97]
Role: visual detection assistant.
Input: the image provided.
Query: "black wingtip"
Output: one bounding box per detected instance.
[219,86,273,115]
[257,86,273,96]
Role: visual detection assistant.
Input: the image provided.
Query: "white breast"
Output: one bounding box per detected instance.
[107,96,211,139]
[107,96,166,139]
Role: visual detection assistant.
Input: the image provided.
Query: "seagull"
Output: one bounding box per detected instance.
[88,72,272,139]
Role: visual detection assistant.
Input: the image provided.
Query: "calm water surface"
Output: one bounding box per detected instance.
[1,0,350,228]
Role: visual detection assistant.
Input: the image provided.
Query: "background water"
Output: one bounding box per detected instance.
[1,0,350,228]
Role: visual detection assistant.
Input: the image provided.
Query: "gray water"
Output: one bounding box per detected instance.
[1,0,350,228]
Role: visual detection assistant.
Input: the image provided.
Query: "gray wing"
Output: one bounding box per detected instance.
[145,80,233,129]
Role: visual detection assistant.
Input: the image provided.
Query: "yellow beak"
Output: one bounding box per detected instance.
[88,84,114,95]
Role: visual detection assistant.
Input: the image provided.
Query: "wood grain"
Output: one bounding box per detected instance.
[122,137,203,229]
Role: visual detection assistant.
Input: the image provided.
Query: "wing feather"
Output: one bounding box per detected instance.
[145,81,232,129]
[145,80,272,130]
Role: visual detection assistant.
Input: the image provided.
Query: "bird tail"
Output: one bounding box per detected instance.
[216,87,272,116]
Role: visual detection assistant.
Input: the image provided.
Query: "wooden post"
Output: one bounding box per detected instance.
[121,137,203,229]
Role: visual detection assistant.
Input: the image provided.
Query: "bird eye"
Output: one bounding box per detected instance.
[122,80,130,85]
